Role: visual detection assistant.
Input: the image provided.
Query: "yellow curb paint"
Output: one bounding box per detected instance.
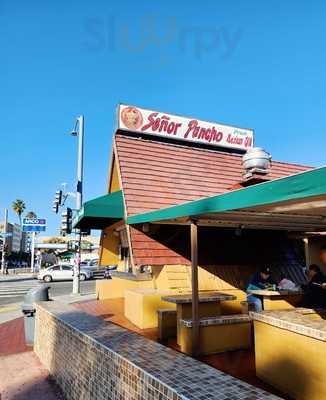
[0,305,19,313]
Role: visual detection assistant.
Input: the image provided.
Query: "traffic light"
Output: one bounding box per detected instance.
[52,190,63,214]
[61,207,72,235]
[52,201,59,214]
[55,190,63,205]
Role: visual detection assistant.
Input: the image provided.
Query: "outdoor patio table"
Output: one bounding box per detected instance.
[249,289,304,310]
[161,291,236,345]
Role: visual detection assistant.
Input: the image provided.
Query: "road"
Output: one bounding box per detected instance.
[0,278,96,306]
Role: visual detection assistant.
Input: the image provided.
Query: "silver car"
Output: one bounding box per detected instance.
[37,264,93,282]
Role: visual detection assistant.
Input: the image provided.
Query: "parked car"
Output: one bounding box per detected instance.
[37,264,93,282]
[80,259,99,270]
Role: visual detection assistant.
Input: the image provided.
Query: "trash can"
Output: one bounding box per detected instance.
[21,285,50,345]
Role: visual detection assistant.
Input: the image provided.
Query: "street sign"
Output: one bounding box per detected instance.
[0,232,13,237]
[23,218,46,232]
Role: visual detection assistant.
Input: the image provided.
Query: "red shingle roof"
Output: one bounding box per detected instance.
[115,134,312,217]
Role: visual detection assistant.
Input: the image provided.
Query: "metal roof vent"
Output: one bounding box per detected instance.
[242,147,272,178]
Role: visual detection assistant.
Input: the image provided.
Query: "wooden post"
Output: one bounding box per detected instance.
[191,222,199,356]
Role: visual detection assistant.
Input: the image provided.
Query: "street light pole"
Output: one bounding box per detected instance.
[72,115,84,295]
[1,208,8,274]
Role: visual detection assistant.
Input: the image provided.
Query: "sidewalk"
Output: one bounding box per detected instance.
[0,303,22,324]
[0,292,95,399]
[0,291,96,324]
[0,318,64,400]
[0,273,36,283]
[0,351,64,400]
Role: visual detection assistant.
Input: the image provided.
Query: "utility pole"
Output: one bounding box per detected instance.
[72,115,84,295]
[1,208,8,274]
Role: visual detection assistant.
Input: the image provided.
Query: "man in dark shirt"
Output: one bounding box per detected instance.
[246,267,275,312]
[302,264,326,308]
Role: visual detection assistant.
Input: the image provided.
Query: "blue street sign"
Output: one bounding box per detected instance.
[23,218,46,232]
[23,225,46,232]
[0,232,13,237]
[23,218,46,225]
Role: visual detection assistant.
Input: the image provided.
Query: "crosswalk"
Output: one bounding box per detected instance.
[0,279,41,298]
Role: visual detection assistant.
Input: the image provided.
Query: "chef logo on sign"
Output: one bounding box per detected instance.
[121,106,143,130]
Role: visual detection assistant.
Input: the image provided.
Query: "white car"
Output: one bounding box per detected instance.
[37,264,93,282]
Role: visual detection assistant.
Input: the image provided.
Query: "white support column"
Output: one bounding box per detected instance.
[1,208,8,274]
[30,231,36,273]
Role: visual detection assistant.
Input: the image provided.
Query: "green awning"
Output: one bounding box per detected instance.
[73,190,124,230]
[127,167,326,231]
[57,250,75,259]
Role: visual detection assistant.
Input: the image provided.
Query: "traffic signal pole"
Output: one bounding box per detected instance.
[1,208,8,274]
[72,115,84,295]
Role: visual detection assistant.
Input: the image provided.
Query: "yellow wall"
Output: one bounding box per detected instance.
[100,222,121,267]
[153,265,191,292]
[96,277,154,300]
[99,156,124,267]
[262,295,302,310]
[255,320,326,400]
[109,159,121,193]
[124,289,176,329]
[180,322,251,355]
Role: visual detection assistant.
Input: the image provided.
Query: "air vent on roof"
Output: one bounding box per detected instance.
[242,147,272,178]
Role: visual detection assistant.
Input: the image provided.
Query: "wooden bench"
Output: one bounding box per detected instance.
[157,309,177,342]
[179,314,252,355]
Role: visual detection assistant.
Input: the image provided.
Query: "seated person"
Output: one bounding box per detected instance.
[301,264,326,309]
[246,267,275,312]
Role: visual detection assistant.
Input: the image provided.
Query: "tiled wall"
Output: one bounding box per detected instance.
[34,301,280,400]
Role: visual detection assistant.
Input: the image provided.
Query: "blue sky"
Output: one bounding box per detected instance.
[1,0,326,235]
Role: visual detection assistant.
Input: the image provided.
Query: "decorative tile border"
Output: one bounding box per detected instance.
[248,289,303,297]
[250,309,326,341]
[180,314,251,328]
[34,301,280,400]
[162,292,236,304]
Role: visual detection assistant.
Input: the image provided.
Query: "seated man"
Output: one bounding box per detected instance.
[246,267,275,312]
[302,264,326,309]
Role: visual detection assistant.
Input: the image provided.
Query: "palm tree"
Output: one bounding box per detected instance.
[25,211,37,219]
[44,237,66,244]
[12,199,26,226]
[12,199,26,263]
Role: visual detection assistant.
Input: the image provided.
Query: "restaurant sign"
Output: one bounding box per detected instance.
[118,104,254,151]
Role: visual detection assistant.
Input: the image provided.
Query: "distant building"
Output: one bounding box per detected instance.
[0,221,28,254]
[11,223,22,252]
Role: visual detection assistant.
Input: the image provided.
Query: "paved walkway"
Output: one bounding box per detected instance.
[0,290,94,400]
[0,303,22,324]
[0,317,64,400]
[0,292,96,324]
[0,351,64,400]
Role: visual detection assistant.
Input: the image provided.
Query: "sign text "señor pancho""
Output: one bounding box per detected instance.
[118,105,254,151]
